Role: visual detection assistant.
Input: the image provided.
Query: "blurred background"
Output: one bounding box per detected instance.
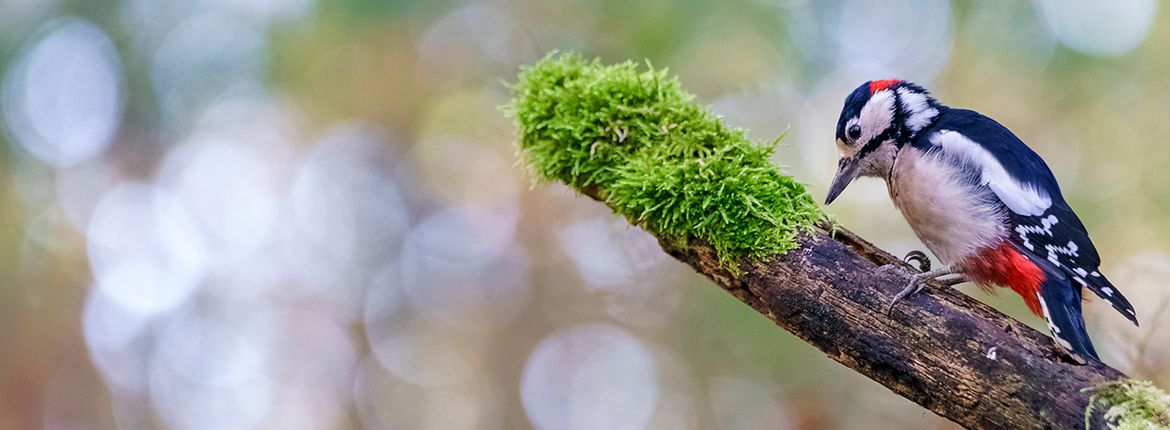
[0,0,1168,428]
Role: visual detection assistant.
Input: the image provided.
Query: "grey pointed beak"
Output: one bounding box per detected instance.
[825,157,861,205]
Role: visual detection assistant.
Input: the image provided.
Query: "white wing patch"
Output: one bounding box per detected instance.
[1044,240,1079,265]
[1014,214,1058,251]
[930,130,1052,216]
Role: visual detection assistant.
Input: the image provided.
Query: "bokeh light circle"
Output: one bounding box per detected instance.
[150,311,275,430]
[3,18,124,167]
[402,206,530,333]
[1035,0,1156,56]
[785,0,952,82]
[521,324,658,430]
[86,183,206,318]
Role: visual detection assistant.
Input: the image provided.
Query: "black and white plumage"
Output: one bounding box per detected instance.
[825,79,1137,363]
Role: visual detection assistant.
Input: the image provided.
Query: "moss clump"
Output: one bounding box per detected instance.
[1084,379,1170,429]
[505,53,822,266]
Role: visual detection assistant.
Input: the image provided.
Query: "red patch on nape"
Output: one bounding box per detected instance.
[962,242,1047,317]
[868,79,903,94]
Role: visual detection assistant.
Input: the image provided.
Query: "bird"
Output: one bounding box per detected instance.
[823,79,1138,363]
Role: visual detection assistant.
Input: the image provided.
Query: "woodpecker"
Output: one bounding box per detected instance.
[824,79,1138,363]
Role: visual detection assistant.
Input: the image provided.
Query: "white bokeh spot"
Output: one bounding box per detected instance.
[521,324,658,430]
[1035,0,1156,56]
[3,18,123,167]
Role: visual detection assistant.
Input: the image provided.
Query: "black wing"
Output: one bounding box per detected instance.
[1009,203,1136,325]
[923,109,1138,325]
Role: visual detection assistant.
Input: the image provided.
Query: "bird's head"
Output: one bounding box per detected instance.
[825,79,940,205]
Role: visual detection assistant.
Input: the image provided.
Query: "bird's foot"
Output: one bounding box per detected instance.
[878,250,933,274]
[876,263,903,277]
[879,254,959,315]
[888,276,929,315]
[876,250,932,277]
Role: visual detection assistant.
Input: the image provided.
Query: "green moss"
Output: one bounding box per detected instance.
[505,52,822,267]
[1084,379,1170,429]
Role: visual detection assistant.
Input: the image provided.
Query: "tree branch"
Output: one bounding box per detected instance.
[574,186,1126,428]
[679,226,1123,428]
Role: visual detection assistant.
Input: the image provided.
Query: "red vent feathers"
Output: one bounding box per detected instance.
[963,242,1047,317]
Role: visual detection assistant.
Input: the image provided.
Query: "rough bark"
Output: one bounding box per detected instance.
[580,189,1124,429]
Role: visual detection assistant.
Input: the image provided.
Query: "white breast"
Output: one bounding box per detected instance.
[889,147,1008,267]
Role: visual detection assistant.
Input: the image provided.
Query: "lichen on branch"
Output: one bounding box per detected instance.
[505,52,822,266]
[1084,379,1170,430]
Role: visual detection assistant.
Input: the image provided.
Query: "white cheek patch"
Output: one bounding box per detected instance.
[930,130,1052,216]
[859,90,895,144]
[897,87,939,132]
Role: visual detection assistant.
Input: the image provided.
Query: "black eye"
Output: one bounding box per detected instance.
[847,124,861,141]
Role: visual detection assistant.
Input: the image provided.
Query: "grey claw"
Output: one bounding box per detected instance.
[903,250,931,272]
[886,276,927,315]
